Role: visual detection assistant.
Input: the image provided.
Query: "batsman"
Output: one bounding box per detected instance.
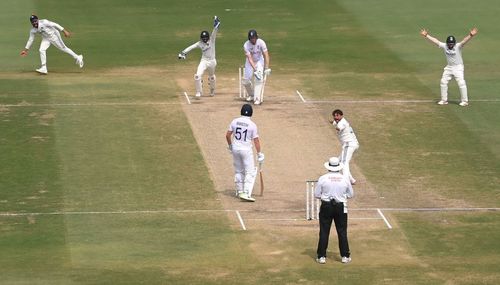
[226,104,265,202]
[242,29,271,105]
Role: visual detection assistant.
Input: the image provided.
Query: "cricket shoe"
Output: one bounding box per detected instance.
[437,100,448,105]
[459,101,469,107]
[36,66,48,74]
[316,257,326,264]
[238,193,255,202]
[254,99,261,105]
[76,55,84,68]
[195,92,202,98]
[341,256,351,264]
[246,96,254,102]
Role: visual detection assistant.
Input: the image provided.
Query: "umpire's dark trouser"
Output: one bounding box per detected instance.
[316,200,350,258]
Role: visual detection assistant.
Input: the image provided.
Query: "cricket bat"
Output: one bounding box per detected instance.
[259,162,264,196]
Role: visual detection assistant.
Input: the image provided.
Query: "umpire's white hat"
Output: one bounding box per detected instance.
[324,157,343,172]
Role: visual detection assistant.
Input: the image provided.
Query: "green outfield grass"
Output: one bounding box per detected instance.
[1,0,499,284]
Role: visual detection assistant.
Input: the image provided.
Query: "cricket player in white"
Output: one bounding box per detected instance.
[20,15,83,74]
[178,16,220,98]
[226,104,265,202]
[420,28,478,106]
[242,30,271,105]
[330,109,359,185]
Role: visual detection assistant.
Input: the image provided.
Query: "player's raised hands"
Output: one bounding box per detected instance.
[420,28,428,37]
[469,28,478,37]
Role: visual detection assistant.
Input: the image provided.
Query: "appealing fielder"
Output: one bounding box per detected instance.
[329,109,359,185]
[178,16,221,98]
[226,104,265,202]
[20,15,84,75]
[242,29,271,105]
[420,28,478,106]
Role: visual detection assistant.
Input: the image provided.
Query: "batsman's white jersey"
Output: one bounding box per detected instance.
[333,118,359,184]
[228,116,259,196]
[244,38,268,64]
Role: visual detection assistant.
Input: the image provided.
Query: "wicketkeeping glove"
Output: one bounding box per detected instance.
[178,52,186,60]
[257,152,265,162]
[214,16,221,28]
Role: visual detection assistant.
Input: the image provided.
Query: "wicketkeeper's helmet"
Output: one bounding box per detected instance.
[29,14,38,23]
[248,29,258,40]
[200,31,210,43]
[241,104,253,117]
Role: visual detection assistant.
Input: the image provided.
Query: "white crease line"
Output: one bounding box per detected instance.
[247,217,382,221]
[377,208,393,229]
[235,210,247,231]
[295,90,306,103]
[183,92,191,105]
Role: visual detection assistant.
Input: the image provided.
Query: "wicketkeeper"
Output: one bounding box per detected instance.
[178,16,220,98]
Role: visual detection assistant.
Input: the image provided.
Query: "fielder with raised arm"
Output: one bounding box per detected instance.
[20,15,84,75]
[226,104,265,202]
[178,16,220,98]
[420,28,478,106]
[242,30,271,105]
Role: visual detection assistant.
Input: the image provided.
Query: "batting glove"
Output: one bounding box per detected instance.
[254,70,263,80]
[257,152,265,162]
[214,16,221,28]
[178,52,186,60]
[264,68,271,76]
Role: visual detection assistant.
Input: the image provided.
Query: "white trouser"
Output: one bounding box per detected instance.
[39,34,79,67]
[440,64,468,103]
[194,58,217,94]
[242,59,264,101]
[232,148,256,196]
[339,142,359,183]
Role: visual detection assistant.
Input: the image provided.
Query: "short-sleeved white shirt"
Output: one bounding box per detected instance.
[438,42,464,66]
[182,27,218,60]
[228,116,259,150]
[314,172,354,203]
[243,38,268,63]
[333,118,358,146]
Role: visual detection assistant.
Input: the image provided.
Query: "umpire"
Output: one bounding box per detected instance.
[315,157,354,264]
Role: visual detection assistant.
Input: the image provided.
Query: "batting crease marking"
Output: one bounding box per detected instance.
[377,208,393,229]
[235,210,247,231]
[295,90,306,103]
[183,92,191,105]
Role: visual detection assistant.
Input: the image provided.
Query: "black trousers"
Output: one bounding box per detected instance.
[316,200,350,258]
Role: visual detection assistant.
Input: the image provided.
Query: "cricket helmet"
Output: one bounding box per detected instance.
[248,29,258,40]
[446,35,456,49]
[29,14,38,23]
[241,104,253,117]
[200,31,210,43]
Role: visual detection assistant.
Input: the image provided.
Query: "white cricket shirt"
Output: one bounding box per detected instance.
[314,172,354,203]
[438,42,464,66]
[243,38,268,63]
[333,118,358,146]
[228,116,259,150]
[25,19,65,49]
[182,26,218,60]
